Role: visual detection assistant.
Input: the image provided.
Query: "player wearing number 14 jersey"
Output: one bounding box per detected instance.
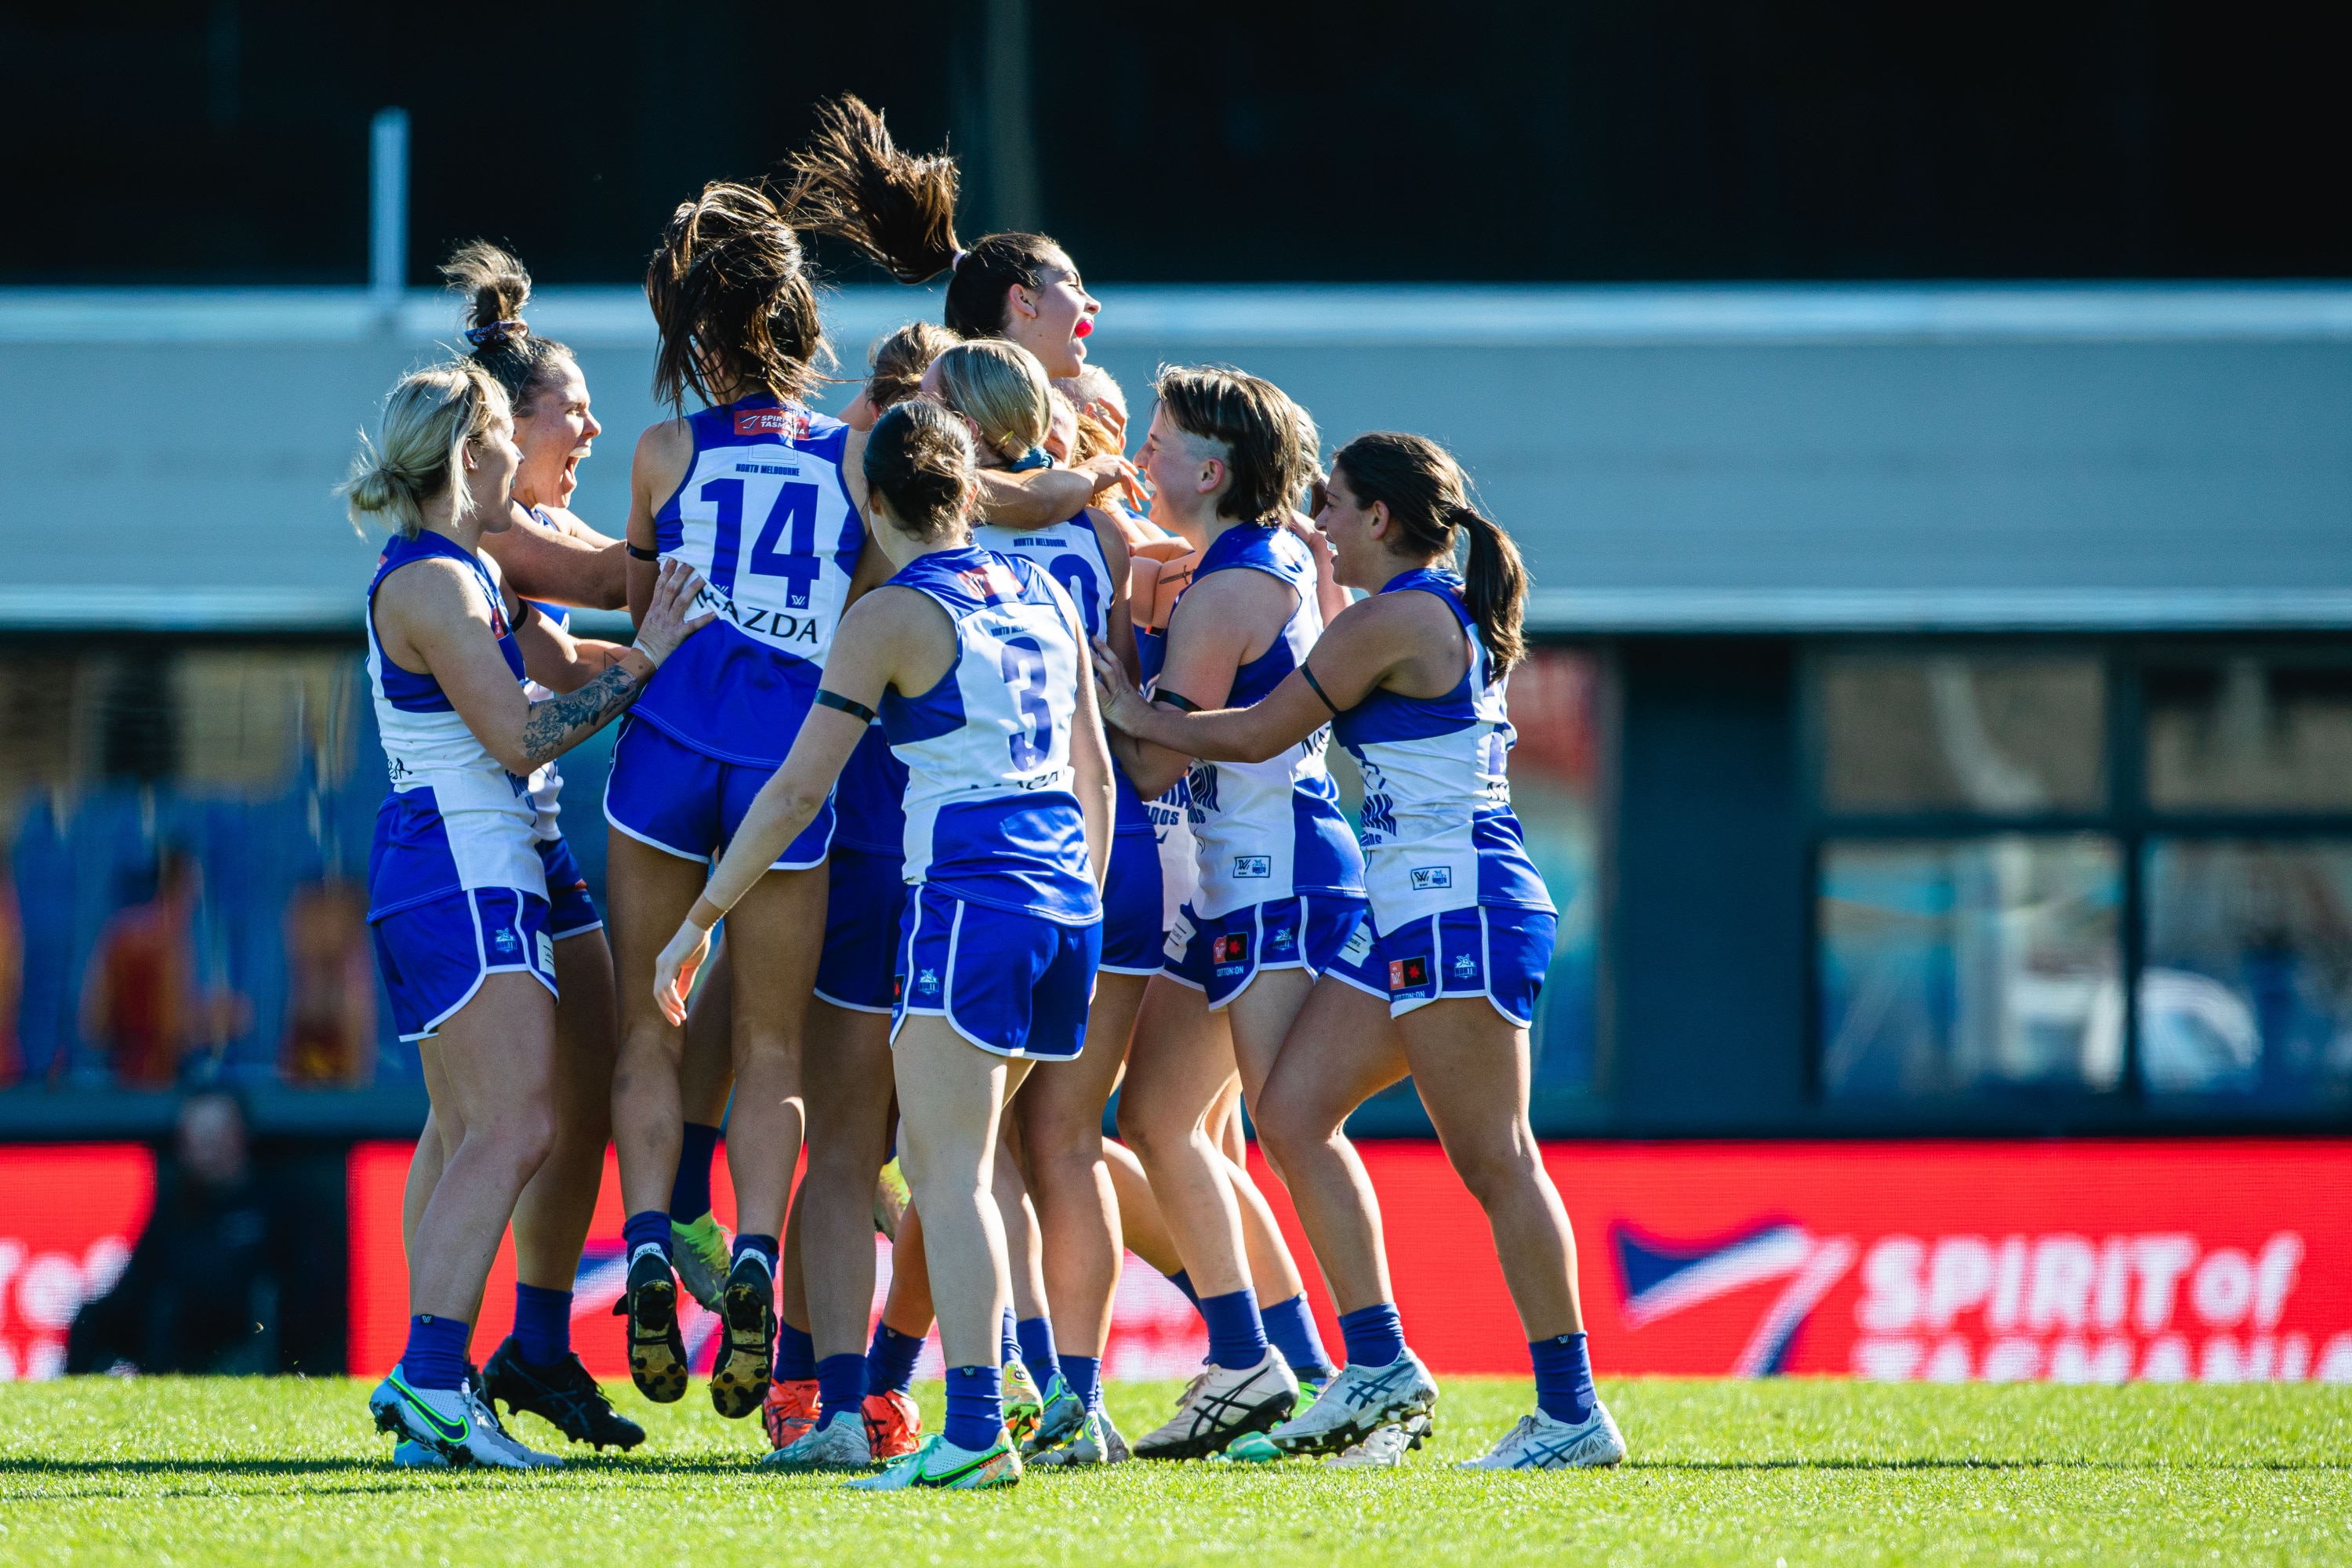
[603,182,873,1428]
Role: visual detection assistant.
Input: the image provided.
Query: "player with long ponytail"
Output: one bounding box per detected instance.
[1093,430,1624,1472]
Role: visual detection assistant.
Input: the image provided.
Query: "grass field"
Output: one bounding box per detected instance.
[0,1376,2347,1566]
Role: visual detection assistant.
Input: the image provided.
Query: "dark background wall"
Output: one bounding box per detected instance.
[4,1,2347,285]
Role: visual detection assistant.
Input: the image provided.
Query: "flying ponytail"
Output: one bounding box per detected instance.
[1330,432,1528,674]
[782,94,1074,341]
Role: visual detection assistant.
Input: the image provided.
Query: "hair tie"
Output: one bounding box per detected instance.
[949,249,969,272]
[465,319,527,349]
[1004,445,1051,473]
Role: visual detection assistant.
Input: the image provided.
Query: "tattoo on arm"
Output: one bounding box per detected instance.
[521,664,640,767]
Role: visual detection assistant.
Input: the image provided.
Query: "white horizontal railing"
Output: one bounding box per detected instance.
[8,281,2352,348]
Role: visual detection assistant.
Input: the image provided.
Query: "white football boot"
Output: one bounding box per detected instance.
[845,1432,1021,1490]
[466,1383,563,1468]
[1456,1402,1626,1471]
[1327,1413,1432,1469]
[369,1367,527,1469]
[1130,1348,1298,1461]
[762,1410,876,1469]
[1267,1349,1439,1457]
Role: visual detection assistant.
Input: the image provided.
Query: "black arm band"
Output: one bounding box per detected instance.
[1155,689,1202,713]
[626,543,660,561]
[1299,662,1342,713]
[813,688,877,723]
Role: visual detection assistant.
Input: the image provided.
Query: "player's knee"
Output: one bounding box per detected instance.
[1445,1134,1540,1209]
[483,1105,557,1181]
[1250,1092,1317,1174]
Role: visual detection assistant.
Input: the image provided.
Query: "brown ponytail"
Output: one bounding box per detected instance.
[441,241,575,417]
[783,94,1072,341]
[1332,432,1528,673]
[645,182,825,412]
[864,400,976,543]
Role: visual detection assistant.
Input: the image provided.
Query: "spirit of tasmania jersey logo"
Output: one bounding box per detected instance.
[735,407,810,440]
[1612,1219,1857,1377]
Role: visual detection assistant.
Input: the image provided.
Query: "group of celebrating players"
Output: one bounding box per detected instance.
[343,97,1623,1488]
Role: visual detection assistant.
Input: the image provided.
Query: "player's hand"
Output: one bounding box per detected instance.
[1090,635,1156,736]
[652,919,712,1025]
[1076,452,1148,513]
[1283,508,1333,561]
[633,558,716,667]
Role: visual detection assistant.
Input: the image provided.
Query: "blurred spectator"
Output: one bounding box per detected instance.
[66,1093,279,1374]
[0,843,20,1087]
[78,849,249,1088]
[279,879,376,1085]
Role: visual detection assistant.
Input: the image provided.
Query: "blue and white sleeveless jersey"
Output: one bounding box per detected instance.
[640,396,865,767]
[1170,524,1363,919]
[517,504,571,844]
[972,511,1154,840]
[365,531,544,919]
[1331,568,1553,926]
[880,547,1102,926]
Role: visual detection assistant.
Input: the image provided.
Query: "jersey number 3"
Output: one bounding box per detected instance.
[1000,634,1054,771]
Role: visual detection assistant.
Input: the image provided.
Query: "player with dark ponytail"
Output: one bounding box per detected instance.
[1092,431,1625,1473]
[784,96,1106,383]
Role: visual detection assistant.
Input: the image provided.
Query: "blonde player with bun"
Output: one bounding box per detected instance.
[347,360,706,1468]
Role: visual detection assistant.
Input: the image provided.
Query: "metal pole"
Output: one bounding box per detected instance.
[982,0,1038,233]
[369,107,408,314]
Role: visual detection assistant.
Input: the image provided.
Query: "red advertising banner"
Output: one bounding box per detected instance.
[0,1145,156,1381]
[351,1138,2352,1385]
[1248,1139,2352,1383]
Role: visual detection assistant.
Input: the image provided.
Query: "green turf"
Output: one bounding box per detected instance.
[0,1375,2346,1566]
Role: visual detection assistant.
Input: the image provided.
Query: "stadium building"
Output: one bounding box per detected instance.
[2,280,2347,1385]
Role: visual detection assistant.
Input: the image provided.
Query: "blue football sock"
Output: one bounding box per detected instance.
[774,1322,818,1382]
[1261,1293,1334,1381]
[1166,1268,1203,1311]
[1000,1306,1022,1366]
[866,1323,924,1397]
[1338,1301,1405,1370]
[1197,1287,1269,1370]
[513,1283,572,1365]
[1062,1353,1102,1413]
[621,1210,673,1264]
[401,1313,470,1392]
[669,1122,722,1221]
[816,1352,866,1429]
[731,1232,779,1276]
[1015,1316,1062,1388]
[943,1364,1003,1452]
[1530,1332,1596,1425]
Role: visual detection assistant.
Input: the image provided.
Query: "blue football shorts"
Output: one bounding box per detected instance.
[536,835,601,939]
[371,886,557,1042]
[1160,892,1368,1010]
[814,845,912,1014]
[1324,903,1558,1026]
[603,717,833,870]
[891,885,1100,1060]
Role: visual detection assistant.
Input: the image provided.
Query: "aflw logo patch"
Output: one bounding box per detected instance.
[1388,956,1428,991]
[734,407,809,439]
